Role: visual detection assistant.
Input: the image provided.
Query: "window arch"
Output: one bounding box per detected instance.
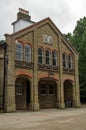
[52,51,57,66]
[38,48,44,64]
[25,44,31,62]
[45,50,50,65]
[63,53,67,68]
[68,55,73,69]
[16,41,23,61]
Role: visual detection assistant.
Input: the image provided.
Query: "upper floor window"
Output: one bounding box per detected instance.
[16,42,23,61]
[63,53,67,68]
[38,48,44,64]
[52,51,57,66]
[68,55,73,69]
[25,44,31,62]
[46,50,50,65]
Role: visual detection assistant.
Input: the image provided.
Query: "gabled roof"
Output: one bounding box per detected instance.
[5,17,78,54]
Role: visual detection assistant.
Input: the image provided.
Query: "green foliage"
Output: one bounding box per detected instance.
[65,17,86,103]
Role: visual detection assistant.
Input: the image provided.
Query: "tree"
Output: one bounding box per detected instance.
[65,17,86,103]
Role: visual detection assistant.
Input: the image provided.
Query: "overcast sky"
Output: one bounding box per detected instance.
[0,0,86,40]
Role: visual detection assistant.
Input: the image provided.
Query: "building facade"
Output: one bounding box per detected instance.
[0,9,81,112]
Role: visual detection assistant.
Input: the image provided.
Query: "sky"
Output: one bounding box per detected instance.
[0,0,86,40]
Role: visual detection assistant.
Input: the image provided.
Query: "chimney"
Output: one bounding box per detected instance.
[17,8,31,21]
[12,8,35,33]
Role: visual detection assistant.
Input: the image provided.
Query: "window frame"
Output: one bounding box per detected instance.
[49,85,54,95]
[45,49,51,65]
[16,41,23,61]
[68,55,73,69]
[16,82,23,96]
[52,51,57,66]
[40,84,46,96]
[24,44,31,63]
[38,48,44,64]
[63,53,68,68]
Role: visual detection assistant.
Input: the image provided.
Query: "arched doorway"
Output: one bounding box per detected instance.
[64,80,73,108]
[38,78,57,109]
[15,77,30,110]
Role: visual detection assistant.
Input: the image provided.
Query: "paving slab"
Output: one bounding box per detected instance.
[0,108,86,130]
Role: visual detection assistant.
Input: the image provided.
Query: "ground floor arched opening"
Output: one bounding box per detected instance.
[15,76,30,110]
[64,80,73,108]
[38,78,58,109]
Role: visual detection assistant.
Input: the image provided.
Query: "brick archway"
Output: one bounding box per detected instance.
[15,76,31,110]
[64,80,73,108]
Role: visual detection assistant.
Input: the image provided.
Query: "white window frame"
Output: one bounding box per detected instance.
[38,48,44,64]
[16,41,23,61]
[24,44,31,63]
[43,34,53,45]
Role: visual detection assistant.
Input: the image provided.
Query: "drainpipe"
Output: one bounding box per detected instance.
[0,41,8,110]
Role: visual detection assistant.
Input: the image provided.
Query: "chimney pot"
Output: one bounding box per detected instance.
[19,8,29,15]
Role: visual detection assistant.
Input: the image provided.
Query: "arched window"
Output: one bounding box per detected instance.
[16,42,23,61]
[68,55,73,69]
[46,50,50,65]
[63,53,67,68]
[25,44,31,62]
[52,51,57,66]
[38,48,44,64]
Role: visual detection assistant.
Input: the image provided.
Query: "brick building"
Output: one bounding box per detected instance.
[0,9,81,112]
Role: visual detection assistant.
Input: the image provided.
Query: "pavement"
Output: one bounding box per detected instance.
[0,108,86,130]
